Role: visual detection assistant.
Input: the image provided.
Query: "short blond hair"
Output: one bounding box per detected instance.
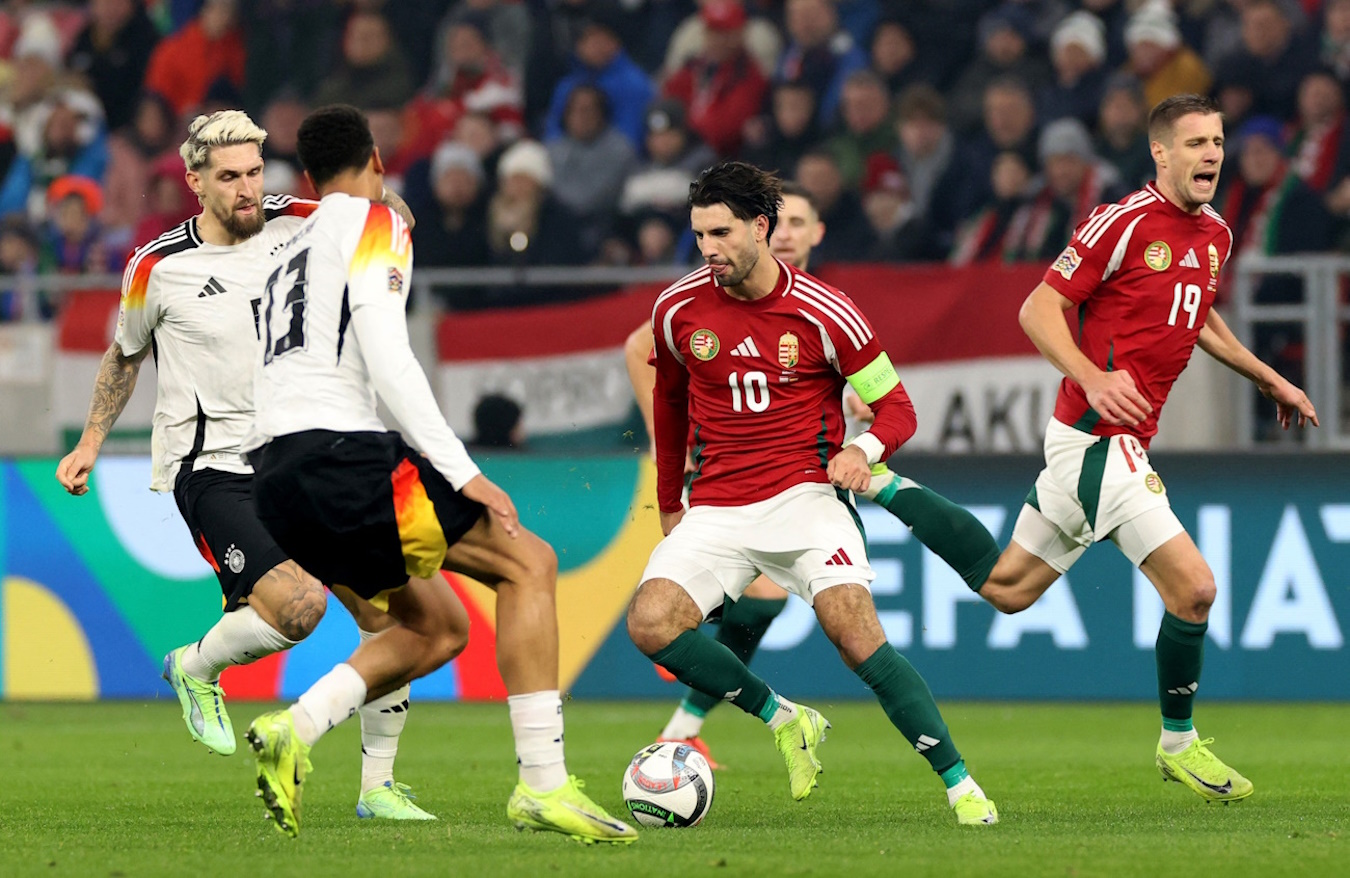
[179,110,268,172]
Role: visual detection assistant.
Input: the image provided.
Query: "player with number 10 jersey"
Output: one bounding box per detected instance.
[1044,181,1233,444]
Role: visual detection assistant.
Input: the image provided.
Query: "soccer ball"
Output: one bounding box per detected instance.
[622,741,715,827]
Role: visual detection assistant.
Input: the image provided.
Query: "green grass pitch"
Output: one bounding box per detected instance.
[0,701,1345,877]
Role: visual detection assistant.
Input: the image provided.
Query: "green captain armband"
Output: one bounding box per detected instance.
[846,352,900,404]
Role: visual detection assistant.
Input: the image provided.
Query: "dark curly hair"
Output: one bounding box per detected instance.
[687,161,783,240]
[297,104,375,187]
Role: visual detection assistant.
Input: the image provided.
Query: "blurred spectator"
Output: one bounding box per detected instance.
[826,70,895,188]
[956,76,1039,223]
[775,0,868,128]
[834,0,880,51]
[411,141,491,270]
[376,0,458,89]
[487,139,586,271]
[405,8,524,164]
[949,150,1033,265]
[0,89,109,221]
[143,0,245,117]
[868,17,936,95]
[1217,115,1332,294]
[1288,69,1347,195]
[859,153,936,261]
[619,99,715,217]
[893,84,963,255]
[740,80,822,177]
[0,217,43,321]
[102,92,176,235]
[453,109,507,179]
[132,152,195,247]
[313,10,415,110]
[662,0,768,156]
[366,105,414,194]
[1213,0,1314,123]
[546,84,638,256]
[1003,118,1127,262]
[438,0,532,78]
[1196,0,1306,74]
[628,210,687,266]
[523,0,603,127]
[1123,0,1211,113]
[1079,0,1129,69]
[43,175,123,274]
[66,0,160,133]
[1094,74,1152,189]
[663,0,781,79]
[260,93,308,192]
[794,148,875,262]
[1008,0,1074,49]
[471,393,525,448]
[1040,11,1108,128]
[4,13,64,162]
[544,12,655,150]
[1322,0,1350,83]
[947,4,1050,135]
[239,0,342,113]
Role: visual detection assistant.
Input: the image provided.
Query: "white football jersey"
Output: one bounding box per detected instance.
[248,192,480,489]
[115,195,318,491]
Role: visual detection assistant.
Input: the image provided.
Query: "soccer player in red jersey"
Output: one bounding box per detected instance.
[626,161,999,825]
[946,95,1319,803]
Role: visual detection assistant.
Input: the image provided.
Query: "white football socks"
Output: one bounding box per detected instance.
[1160,726,1199,755]
[508,690,568,793]
[358,630,409,794]
[660,705,706,741]
[765,695,799,731]
[946,775,984,807]
[181,605,297,681]
[291,663,367,748]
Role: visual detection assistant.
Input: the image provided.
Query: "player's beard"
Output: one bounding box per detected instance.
[715,244,759,287]
[213,198,265,241]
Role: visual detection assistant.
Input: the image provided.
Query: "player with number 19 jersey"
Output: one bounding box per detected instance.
[1044,182,1234,445]
[651,258,917,513]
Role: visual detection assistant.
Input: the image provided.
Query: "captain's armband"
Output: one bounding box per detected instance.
[846,352,900,404]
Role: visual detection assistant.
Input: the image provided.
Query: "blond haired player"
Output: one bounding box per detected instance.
[55,110,446,821]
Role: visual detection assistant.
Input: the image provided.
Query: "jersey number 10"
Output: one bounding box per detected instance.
[729,370,771,413]
[1167,282,1202,329]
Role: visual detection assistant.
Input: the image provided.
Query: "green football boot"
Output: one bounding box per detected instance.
[952,791,999,825]
[246,710,313,838]
[506,776,638,844]
[357,781,438,820]
[774,705,830,801]
[161,646,235,755]
[1156,737,1254,803]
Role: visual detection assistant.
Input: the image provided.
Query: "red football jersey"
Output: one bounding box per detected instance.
[651,259,916,512]
[1043,183,1234,445]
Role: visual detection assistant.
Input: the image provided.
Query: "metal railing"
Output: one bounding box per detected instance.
[1229,254,1350,449]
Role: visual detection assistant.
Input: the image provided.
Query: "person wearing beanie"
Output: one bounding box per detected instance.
[485,139,586,299]
[1123,0,1212,110]
[412,141,491,281]
[1041,10,1110,129]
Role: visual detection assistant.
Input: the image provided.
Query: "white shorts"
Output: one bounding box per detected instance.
[641,482,874,619]
[1011,418,1184,571]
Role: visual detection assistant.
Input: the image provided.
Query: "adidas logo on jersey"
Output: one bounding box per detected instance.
[729,336,761,357]
[197,277,227,298]
[1180,248,1201,269]
[824,548,852,566]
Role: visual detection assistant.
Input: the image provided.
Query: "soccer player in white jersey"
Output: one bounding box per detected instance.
[54,110,446,821]
[625,184,1001,768]
[244,104,636,844]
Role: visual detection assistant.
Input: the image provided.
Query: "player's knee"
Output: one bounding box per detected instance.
[1181,571,1216,620]
[271,572,327,641]
[833,629,885,670]
[516,536,558,591]
[626,587,678,656]
[429,623,469,667]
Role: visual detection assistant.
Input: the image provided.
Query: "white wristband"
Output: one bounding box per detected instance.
[846,432,885,465]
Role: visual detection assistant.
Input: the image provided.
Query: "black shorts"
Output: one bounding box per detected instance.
[252,430,484,600]
[174,467,290,611]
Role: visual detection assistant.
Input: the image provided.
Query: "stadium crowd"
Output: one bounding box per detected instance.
[0,0,1347,317]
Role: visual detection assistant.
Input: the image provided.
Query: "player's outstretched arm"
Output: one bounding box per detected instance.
[56,342,149,495]
[623,322,657,455]
[1199,310,1318,429]
[1019,281,1152,427]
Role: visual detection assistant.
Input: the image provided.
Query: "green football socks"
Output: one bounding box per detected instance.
[651,629,776,719]
[873,477,1000,592]
[1157,611,1206,727]
[855,644,962,775]
[682,596,788,716]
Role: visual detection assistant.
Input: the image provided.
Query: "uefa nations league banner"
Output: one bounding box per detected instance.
[0,452,1345,702]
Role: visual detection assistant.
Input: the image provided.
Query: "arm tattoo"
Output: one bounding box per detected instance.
[82,343,145,449]
[380,186,416,230]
